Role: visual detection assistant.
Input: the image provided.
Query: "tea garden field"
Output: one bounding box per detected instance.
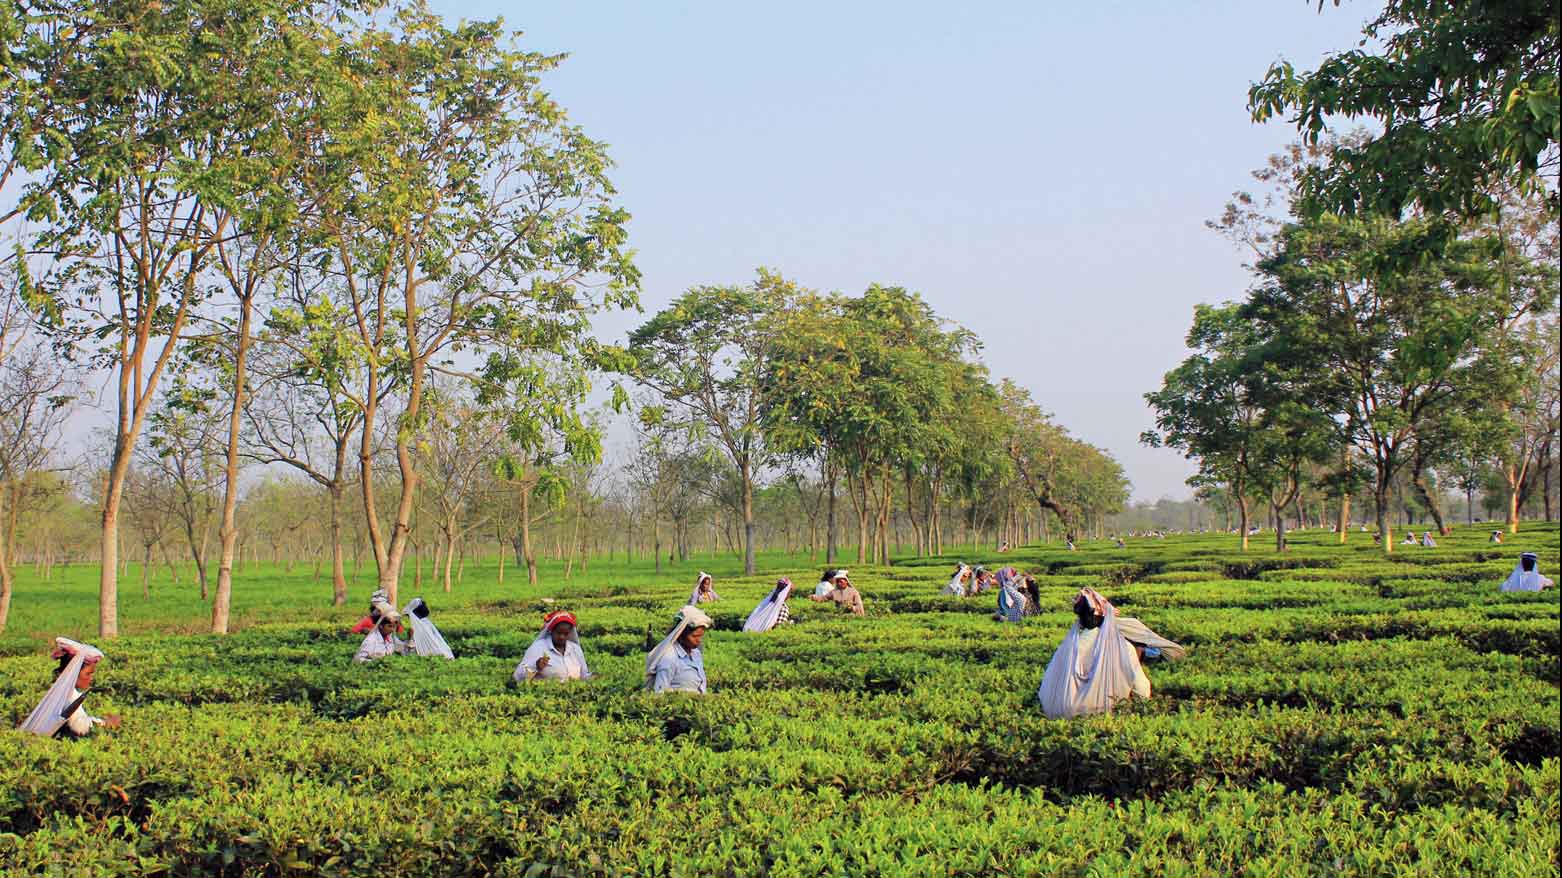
[1,525,1558,877]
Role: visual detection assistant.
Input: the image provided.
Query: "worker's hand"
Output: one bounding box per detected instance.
[536,655,551,672]
[104,715,122,729]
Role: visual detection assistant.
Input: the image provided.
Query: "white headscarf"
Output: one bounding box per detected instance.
[1500,553,1553,592]
[689,572,719,604]
[18,637,104,737]
[644,605,713,689]
[743,579,793,633]
[943,564,971,596]
[402,598,454,659]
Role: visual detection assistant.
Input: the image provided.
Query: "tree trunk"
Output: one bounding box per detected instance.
[1237,495,1250,551]
[442,528,456,593]
[1375,472,1394,554]
[141,543,153,599]
[211,296,253,634]
[521,488,538,585]
[0,484,12,636]
[329,484,347,606]
[825,457,838,565]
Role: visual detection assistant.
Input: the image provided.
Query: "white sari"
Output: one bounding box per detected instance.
[18,638,104,737]
[1037,589,1183,719]
[743,580,793,633]
[402,598,455,659]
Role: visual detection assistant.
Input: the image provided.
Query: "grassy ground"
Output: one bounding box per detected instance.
[1,523,1557,876]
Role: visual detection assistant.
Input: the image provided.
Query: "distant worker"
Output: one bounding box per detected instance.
[18,637,121,737]
[743,578,796,632]
[1500,552,1554,592]
[402,598,454,659]
[810,569,865,615]
[1037,588,1184,720]
[355,604,410,662]
[516,611,592,681]
[1066,539,1077,551]
[1022,573,1043,617]
[1113,536,1126,549]
[1490,530,1504,544]
[943,563,972,597]
[998,541,1011,553]
[646,605,712,693]
[1420,531,1437,547]
[690,572,720,604]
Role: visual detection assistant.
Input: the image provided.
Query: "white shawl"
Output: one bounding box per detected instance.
[644,605,713,689]
[943,564,971,597]
[18,638,103,737]
[1036,589,1141,719]
[743,579,793,633]
[402,598,454,659]
[1500,556,1553,592]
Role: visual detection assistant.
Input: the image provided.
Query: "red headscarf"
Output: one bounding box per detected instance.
[542,611,577,634]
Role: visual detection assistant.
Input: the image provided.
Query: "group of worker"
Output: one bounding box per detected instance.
[15,550,1553,737]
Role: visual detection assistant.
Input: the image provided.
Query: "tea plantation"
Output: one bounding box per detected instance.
[2,525,1558,877]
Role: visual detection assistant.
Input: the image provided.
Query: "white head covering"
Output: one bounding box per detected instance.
[689,572,719,604]
[944,564,971,596]
[644,605,713,688]
[402,598,454,659]
[18,637,104,737]
[1500,553,1552,592]
[743,579,794,633]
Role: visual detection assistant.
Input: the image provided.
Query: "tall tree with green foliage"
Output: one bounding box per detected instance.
[1250,0,1559,217]
[630,271,796,575]
[276,2,637,602]
[1242,214,1527,551]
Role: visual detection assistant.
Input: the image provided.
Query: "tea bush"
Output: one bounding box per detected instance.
[0,524,1557,876]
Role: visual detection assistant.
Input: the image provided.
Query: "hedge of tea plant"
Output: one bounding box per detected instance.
[1,524,1557,876]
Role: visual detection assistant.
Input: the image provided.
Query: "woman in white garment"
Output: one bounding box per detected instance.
[1037,588,1184,719]
[402,598,455,659]
[1420,531,1437,547]
[743,579,795,633]
[995,567,1027,623]
[814,569,839,598]
[1500,552,1554,592]
[646,605,712,694]
[943,564,972,597]
[516,611,592,681]
[18,638,121,737]
[690,572,720,604]
[355,609,411,662]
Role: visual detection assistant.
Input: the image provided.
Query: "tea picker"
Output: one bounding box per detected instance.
[1499,552,1553,592]
[403,598,455,659]
[18,637,121,738]
[516,611,592,682]
[646,605,712,694]
[742,578,796,633]
[355,600,411,662]
[1037,588,1184,720]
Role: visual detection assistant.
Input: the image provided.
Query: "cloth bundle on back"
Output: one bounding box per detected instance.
[402,598,454,659]
[995,567,1026,623]
[743,579,794,633]
[19,638,108,737]
[943,564,971,597]
[1500,553,1554,592]
[1037,588,1183,719]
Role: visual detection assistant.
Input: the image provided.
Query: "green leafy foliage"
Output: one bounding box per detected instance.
[0,525,1556,875]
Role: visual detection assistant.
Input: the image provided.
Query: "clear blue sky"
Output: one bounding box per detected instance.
[435,0,1375,502]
